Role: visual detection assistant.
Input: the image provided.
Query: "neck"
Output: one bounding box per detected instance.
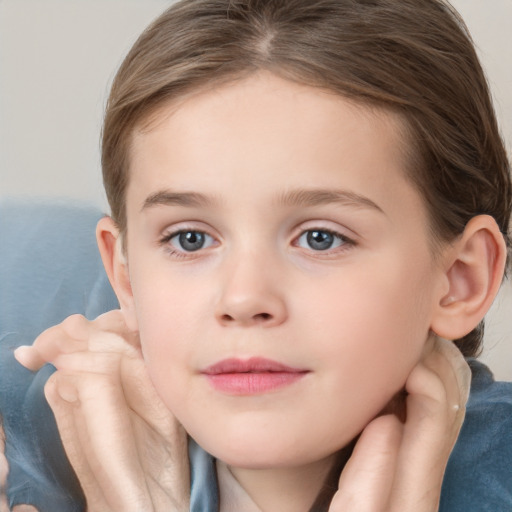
[225,447,352,512]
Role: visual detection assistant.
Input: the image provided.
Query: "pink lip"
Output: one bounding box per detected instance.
[202,357,309,395]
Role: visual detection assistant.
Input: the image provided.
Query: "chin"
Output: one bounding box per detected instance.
[211,446,309,470]
[191,424,341,470]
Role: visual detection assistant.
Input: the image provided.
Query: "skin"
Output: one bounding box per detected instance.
[121,73,444,498]
[14,72,506,511]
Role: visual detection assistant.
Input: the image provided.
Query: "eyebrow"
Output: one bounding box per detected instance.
[276,189,384,213]
[141,187,384,214]
[141,190,216,211]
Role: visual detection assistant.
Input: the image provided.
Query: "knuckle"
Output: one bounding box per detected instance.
[46,372,85,404]
[61,314,88,335]
[35,322,62,344]
[32,326,64,360]
[95,309,125,330]
[43,373,59,403]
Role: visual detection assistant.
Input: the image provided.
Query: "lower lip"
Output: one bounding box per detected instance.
[205,372,307,395]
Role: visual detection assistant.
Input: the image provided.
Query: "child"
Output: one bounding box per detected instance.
[9,0,512,510]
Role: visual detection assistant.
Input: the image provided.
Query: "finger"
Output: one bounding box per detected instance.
[47,371,153,512]
[15,314,90,371]
[389,363,446,511]
[407,338,469,439]
[93,310,135,337]
[44,375,111,512]
[53,352,189,507]
[428,337,471,413]
[331,415,403,511]
[120,355,180,436]
[119,356,191,506]
[48,351,124,375]
[389,339,470,511]
[15,311,140,372]
[88,310,141,354]
[48,351,175,436]
[406,336,470,432]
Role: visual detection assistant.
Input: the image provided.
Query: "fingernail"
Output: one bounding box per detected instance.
[14,346,31,367]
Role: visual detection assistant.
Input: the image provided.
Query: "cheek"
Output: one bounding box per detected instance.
[136,291,201,364]
[127,266,208,402]
[130,251,207,337]
[304,262,434,390]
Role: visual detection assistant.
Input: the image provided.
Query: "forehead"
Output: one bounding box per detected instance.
[126,72,423,224]
[133,73,408,149]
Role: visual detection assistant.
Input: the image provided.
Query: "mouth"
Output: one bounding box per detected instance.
[201,357,309,395]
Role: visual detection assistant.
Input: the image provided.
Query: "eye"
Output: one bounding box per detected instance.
[167,230,215,252]
[296,229,349,251]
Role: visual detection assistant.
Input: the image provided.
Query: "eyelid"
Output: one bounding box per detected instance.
[291,219,358,242]
[159,220,219,240]
[294,229,354,248]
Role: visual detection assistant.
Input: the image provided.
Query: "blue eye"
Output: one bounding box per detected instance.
[168,230,214,252]
[297,230,347,251]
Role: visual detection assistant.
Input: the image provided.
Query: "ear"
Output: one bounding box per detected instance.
[431,215,507,340]
[96,216,139,332]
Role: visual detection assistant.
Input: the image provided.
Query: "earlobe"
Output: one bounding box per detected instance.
[431,215,507,340]
[96,216,139,332]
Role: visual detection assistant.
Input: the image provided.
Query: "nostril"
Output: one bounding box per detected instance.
[220,312,272,323]
[255,312,272,321]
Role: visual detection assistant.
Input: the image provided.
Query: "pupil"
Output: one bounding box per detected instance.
[307,230,333,250]
[179,231,204,251]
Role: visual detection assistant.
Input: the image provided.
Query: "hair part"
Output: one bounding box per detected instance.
[101,0,512,357]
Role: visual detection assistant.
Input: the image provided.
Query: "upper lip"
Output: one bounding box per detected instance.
[202,357,308,375]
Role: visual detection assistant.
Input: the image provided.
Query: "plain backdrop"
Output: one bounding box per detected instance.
[1,0,511,380]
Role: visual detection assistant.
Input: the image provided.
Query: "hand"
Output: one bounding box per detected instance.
[15,311,190,512]
[0,418,39,512]
[329,335,471,512]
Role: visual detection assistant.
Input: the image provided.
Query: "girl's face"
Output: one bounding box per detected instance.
[122,72,444,469]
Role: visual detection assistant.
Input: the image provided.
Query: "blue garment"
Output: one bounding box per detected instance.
[440,359,512,511]
[1,200,511,510]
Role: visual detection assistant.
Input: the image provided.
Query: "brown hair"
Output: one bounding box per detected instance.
[102,0,511,357]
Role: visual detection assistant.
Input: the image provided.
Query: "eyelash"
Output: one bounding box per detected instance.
[158,226,356,259]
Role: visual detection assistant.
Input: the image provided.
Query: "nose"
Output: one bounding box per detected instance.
[215,253,288,327]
